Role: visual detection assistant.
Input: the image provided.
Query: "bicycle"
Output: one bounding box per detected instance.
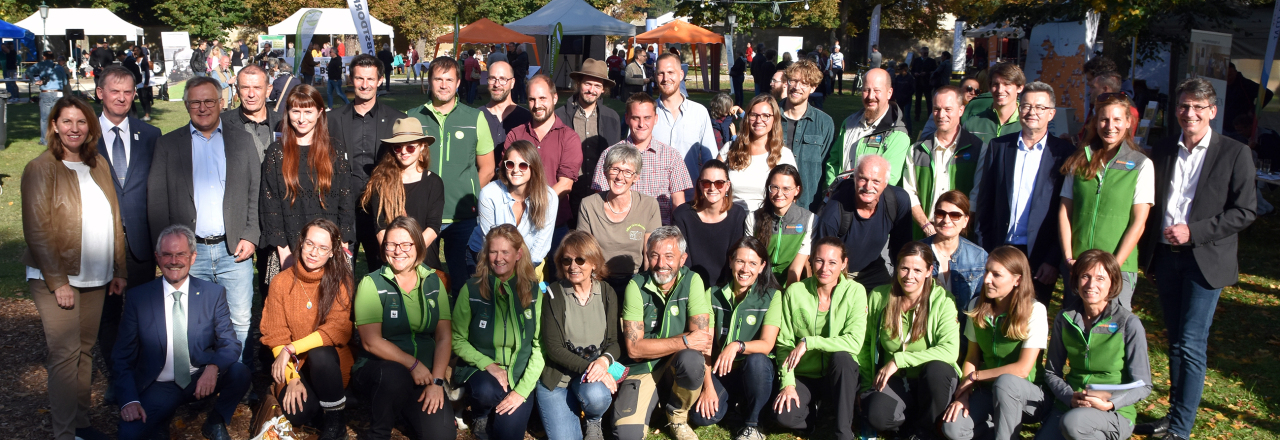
[846,63,869,95]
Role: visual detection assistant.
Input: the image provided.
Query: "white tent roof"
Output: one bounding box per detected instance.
[267,8,394,36]
[964,23,1025,39]
[505,0,635,36]
[15,8,142,38]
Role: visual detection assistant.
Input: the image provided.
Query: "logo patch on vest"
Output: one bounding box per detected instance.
[390,310,398,319]
[455,130,465,140]
[480,320,488,329]
[670,305,680,316]
[524,309,534,320]
[428,299,436,308]
[746,315,757,326]
[962,152,971,160]
[1124,161,1136,170]
[1107,322,1119,333]
[869,135,884,147]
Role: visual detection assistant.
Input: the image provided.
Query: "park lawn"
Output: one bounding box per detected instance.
[0,78,1275,439]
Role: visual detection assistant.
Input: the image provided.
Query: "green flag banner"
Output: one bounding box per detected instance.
[294,9,323,76]
[549,22,564,79]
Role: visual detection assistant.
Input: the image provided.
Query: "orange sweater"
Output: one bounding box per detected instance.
[261,264,354,386]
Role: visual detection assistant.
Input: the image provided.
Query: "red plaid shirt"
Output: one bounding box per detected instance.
[591,138,693,225]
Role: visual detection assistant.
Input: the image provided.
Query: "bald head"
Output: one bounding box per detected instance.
[856,154,890,181]
[861,68,894,120]
[488,61,515,104]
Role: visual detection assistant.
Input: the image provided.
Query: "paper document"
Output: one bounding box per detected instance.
[1085,380,1146,391]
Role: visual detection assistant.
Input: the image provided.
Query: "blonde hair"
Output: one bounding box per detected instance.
[474,224,538,308]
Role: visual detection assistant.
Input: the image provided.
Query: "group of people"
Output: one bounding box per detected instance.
[19,34,1257,440]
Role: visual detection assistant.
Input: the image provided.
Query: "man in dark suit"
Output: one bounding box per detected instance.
[1133,78,1257,440]
[558,58,626,230]
[221,64,281,162]
[113,224,249,440]
[148,76,260,370]
[96,66,163,403]
[377,43,394,92]
[972,81,1074,305]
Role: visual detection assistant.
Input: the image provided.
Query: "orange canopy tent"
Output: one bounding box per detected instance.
[629,19,724,47]
[435,18,540,63]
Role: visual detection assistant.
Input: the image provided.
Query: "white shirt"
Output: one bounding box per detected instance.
[159,276,199,383]
[965,298,1049,350]
[99,114,132,167]
[841,110,889,171]
[1006,134,1047,245]
[718,145,798,212]
[1161,131,1212,244]
[903,134,959,209]
[654,96,718,194]
[26,161,115,287]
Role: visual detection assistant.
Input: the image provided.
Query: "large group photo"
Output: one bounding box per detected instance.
[0,1,1278,440]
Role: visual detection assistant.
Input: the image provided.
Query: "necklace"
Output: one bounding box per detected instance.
[605,194,631,215]
[293,277,315,310]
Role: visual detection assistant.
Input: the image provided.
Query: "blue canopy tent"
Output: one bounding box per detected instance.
[0,19,38,61]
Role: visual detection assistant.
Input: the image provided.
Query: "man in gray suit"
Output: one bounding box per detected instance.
[147,76,260,369]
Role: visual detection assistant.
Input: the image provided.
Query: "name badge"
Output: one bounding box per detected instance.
[390,310,398,319]
[480,320,488,329]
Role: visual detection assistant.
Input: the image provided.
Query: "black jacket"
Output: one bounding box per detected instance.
[972,132,1074,271]
[189,48,207,73]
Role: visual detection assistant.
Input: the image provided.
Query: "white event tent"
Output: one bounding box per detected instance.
[505,0,634,87]
[16,8,144,42]
[267,8,396,54]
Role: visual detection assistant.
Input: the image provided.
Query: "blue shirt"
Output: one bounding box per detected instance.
[1006,133,1046,245]
[653,96,717,199]
[191,123,227,238]
[467,180,559,264]
[26,60,67,91]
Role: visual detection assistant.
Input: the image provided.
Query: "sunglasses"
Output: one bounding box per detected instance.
[933,209,966,222]
[560,256,588,266]
[504,160,530,171]
[699,179,728,190]
[393,144,418,154]
[965,86,980,93]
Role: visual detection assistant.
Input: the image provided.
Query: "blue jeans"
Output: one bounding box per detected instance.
[440,218,478,300]
[189,242,255,367]
[5,69,17,97]
[1154,246,1221,437]
[689,352,774,427]
[466,371,536,440]
[39,91,57,144]
[326,79,350,108]
[536,380,613,440]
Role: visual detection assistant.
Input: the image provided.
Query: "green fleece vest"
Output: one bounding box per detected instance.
[1070,147,1145,272]
[412,101,483,221]
[361,268,444,369]
[452,276,540,386]
[710,284,778,357]
[1058,310,1136,423]
[909,135,981,239]
[627,267,697,375]
[759,207,813,280]
[972,314,1042,384]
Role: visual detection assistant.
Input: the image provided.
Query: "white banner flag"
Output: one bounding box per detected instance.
[868,5,881,60]
[346,0,377,56]
[952,21,966,73]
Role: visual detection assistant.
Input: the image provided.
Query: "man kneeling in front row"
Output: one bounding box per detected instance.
[113,224,250,440]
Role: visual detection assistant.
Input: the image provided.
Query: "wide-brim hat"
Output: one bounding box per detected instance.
[569,58,614,87]
[381,117,436,146]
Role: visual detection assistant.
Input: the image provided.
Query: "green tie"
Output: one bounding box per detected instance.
[172,290,192,388]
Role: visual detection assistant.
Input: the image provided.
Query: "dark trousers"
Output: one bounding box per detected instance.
[1010,244,1057,305]
[466,370,536,440]
[1154,246,1221,437]
[99,245,156,390]
[913,82,933,119]
[731,76,745,106]
[116,363,251,440]
[277,347,347,427]
[513,75,527,104]
[689,353,773,427]
[439,218,478,300]
[861,360,958,437]
[354,358,457,440]
[832,68,845,94]
[772,351,860,440]
[896,100,914,133]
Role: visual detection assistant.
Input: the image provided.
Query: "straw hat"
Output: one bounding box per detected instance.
[569,58,615,87]
[381,117,436,145]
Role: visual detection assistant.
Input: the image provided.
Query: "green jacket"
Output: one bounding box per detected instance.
[709,283,780,360]
[752,205,814,281]
[1044,301,1152,424]
[354,265,448,370]
[906,128,984,239]
[826,103,911,188]
[451,275,545,398]
[1068,147,1149,272]
[859,284,960,392]
[782,104,837,211]
[774,276,868,389]
[962,104,1022,145]
[621,267,711,375]
[409,99,494,222]
[960,93,992,122]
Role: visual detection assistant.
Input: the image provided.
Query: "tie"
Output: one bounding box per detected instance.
[110,127,127,185]
[172,290,192,388]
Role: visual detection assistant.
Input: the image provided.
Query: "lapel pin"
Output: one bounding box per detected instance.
[134,133,139,141]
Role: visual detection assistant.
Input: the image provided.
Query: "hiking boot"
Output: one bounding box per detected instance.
[667,421,698,440]
[320,409,348,440]
[583,418,605,440]
[734,426,765,440]
[471,415,490,440]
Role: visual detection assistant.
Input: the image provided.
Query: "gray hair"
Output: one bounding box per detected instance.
[1021,81,1056,105]
[1175,77,1216,104]
[855,154,891,181]
[646,226,687,255]
[155,224,196,254]
[603,144,644,176]
[183,76,223,101]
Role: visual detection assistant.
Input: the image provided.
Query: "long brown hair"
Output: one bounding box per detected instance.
[295,218,354,329]
[47,97,102,167]
[753,164,802,256]
[502,140,553,230]
[282,84,335,208]
[693,159,734,211]
[967,246,1035,340]
[884,241,937,343]
[726,95,784,171]
[360,140,432,225]
[1061,94,1144,179]
[475,224,538,308]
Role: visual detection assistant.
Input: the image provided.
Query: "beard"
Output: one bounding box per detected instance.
[490,87,510,103]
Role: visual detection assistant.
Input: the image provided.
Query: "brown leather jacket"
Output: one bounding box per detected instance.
[21,150,126,292]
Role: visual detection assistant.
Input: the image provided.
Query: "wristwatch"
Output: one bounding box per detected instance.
[433,378,446,387]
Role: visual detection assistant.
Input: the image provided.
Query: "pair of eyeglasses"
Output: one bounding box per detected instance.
[1095,92,1129,104]
[384,241,415,252]
[504,160,530,171]
[394,144,419,154]
[488,77,513,85]
[767,185,795,194]
[699,179,728,190]
[1020,104,1054,114]
[933,209,965,222]
[1176,103,1213,114]
[302,239,332,254]
[608,167,636,178]
[185,99,219,110]
[748,113,774,121]
[560,256,588,267]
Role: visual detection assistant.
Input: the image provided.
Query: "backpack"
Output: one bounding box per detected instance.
[828,179,900,240]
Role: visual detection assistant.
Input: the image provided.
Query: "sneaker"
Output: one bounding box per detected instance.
[734,426,765,440]
[667,421,698,440]
[471,415,490,440]
[583,419,605,440]
[858,424,878,440]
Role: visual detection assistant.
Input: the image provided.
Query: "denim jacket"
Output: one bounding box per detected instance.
[921,235,988,312]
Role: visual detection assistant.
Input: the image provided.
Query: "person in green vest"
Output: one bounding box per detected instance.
[904,85,984,239]
[409,56,497,296]
[1057,94,1154,310]
[452,224,545,440]
[771,237,867,440]
[860,241,960,439]
[940,246,1050,440]
[352,216,457,440]
[690,236,782,440]
[614,226,713,440]
[825,68,912,188]
[748,164,813,286]
[1036,250,1152,440]
[964,62,1026,208]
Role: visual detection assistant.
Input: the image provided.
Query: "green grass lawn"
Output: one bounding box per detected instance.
[0,77,1276,439]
